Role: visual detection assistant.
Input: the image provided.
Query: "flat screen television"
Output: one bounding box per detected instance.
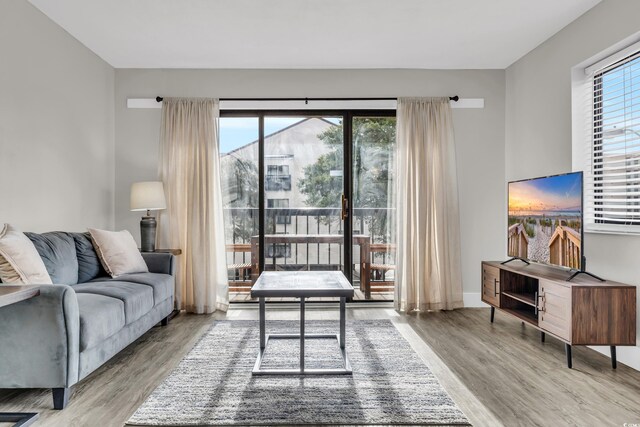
[507,172,583,270]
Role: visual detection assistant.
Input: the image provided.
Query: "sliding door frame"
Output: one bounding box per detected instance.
[220,109,396,297]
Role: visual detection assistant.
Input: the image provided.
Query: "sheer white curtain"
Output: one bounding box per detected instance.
[395,97,464,311]
[158,98,228,314]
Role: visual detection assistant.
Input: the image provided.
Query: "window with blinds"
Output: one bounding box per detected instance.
[586,50,640,230]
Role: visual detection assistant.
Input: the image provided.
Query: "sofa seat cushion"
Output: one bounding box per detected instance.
[72,281,153,324]
[76,293,125,352]
[25,231,78,285]
[90,273,173,305]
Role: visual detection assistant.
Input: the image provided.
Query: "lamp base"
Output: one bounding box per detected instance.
[140,216,157,252]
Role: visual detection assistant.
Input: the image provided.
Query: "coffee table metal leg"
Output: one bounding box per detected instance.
[340,296,346,349]
[252,293,351,376]
[259,297,266,350]
[0,413,38,427]
[300,297,305,372]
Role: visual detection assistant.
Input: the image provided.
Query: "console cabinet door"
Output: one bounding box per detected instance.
[482,264,500,307]
[539,280,571,341]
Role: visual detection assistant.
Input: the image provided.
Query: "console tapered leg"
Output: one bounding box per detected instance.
[490,306,495,323]
[541,332,545,343]
[611,346,617,369]
[565,344,572,369]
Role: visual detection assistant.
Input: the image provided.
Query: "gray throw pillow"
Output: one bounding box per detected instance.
[25,231,79,285]
[71,232,107,283]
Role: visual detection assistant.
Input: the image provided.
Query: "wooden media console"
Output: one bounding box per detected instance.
[482,260,636,368]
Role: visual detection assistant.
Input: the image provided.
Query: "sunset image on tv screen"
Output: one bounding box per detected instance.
[508,172,582,269]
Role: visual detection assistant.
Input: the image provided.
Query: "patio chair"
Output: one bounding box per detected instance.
[369,243,396,293]
[226,243,252,293]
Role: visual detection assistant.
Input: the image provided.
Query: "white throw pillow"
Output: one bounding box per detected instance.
[0,224,53,284]
[88,228,149,278]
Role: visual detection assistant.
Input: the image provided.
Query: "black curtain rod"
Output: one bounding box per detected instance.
[154,96,459,103]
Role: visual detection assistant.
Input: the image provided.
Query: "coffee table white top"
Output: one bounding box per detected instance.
[0,285,40,309]
[251,271,354,298]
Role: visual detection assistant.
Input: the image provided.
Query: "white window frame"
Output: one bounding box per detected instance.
[573,36,640,235]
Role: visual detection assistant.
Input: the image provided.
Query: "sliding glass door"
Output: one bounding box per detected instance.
[263,117,344,284]
[219,118,259,301]
[351,116,396,301]
[220,111,395,303]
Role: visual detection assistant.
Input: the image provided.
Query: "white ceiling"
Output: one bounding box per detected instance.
[28,0,601,69]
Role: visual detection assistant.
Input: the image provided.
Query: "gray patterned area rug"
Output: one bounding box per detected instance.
[127,320,471,426]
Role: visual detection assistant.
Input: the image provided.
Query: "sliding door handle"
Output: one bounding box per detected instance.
[341,194,349,220]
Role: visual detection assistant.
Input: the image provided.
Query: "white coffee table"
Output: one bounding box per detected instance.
[250,271,354,375]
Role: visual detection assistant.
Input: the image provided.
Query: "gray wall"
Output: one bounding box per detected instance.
[505,0,640,370]
[115,69,506,299]
[0,0,115,232]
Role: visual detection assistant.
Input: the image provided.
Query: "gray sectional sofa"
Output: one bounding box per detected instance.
[0,232,175,409]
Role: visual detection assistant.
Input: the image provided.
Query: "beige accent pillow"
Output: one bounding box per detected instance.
[0,224,53,284]
[88,228,149,278]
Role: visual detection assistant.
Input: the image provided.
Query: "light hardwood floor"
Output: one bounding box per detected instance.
[1,306,639,426]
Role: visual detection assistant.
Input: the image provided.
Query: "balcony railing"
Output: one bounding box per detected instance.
[224,207,396,297]
[224,206,394,244]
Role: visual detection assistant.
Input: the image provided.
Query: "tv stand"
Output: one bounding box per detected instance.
[482,261,636,369]
[566,256,605,282]
[566,269,605,282]
[501,257,530,265]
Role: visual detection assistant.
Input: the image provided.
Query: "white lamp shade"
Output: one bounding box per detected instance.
[130,181,167,211]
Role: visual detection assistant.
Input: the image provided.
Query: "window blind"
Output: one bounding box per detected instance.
[584,50,640,230]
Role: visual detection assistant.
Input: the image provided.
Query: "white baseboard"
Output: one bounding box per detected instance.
[463,292,487,307]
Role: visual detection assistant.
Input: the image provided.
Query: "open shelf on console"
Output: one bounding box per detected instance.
[502,290,536,307]
[500,268,539,326]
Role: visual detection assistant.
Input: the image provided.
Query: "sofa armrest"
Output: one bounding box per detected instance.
[0,285,80,388]
[142,252,176,276]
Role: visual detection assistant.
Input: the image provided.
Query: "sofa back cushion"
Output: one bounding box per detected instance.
[25,232,79,285]
[71,232,106,283]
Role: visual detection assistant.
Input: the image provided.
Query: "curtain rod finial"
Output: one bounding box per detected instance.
[156,96,163,103]
[450,96,459,102]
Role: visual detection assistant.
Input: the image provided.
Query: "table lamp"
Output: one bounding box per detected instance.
[130,181,167,252]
